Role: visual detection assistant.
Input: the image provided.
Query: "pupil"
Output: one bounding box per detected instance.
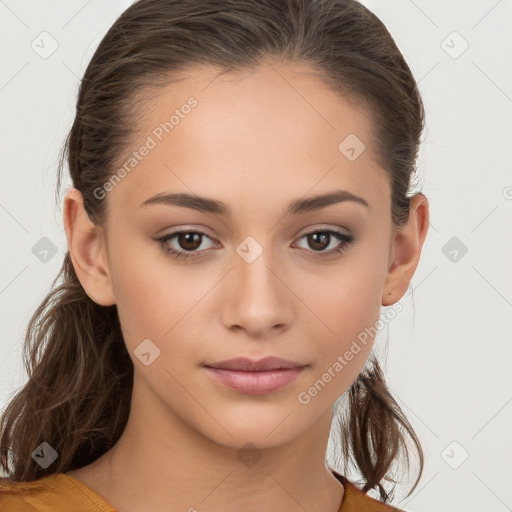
[310,232,329,251]
[180,232,201,250]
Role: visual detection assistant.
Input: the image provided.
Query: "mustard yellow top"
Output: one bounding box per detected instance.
[0,470,404,511]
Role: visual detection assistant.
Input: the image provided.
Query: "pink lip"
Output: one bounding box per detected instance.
[204,357,308,395]
[204,367,306,394]
[205,356,305,371]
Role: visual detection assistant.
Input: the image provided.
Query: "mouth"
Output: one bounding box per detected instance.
[204,356,308,395]
[204,356,306,372]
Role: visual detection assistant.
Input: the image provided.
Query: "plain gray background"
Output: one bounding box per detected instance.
[1,1,511,511]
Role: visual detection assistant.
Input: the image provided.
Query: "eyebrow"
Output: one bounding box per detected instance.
[140,189,370,215]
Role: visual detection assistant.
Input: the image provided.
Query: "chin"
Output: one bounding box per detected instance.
[196,404,310,451]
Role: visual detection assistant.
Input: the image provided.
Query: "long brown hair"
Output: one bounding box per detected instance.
[1,0,425,504]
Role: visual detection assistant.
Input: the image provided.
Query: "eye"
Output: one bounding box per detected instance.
[155,230,218,260]
[155,228,355,261]
[293,229,355,257]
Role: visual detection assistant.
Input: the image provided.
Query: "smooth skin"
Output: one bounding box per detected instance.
[64,60,429,512]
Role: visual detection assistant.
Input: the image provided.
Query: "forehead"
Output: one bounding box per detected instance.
[106,61,391,218]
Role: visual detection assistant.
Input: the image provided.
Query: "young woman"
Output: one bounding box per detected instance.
[0,0,429,510]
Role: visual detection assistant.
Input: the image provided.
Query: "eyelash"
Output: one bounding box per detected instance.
[155,229,355,261]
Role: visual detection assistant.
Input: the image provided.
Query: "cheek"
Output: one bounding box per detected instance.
[300,259,384,388]
[107,237,214,352]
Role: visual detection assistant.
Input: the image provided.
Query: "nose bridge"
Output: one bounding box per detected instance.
[222,234,291,334]
[235,233,280,298]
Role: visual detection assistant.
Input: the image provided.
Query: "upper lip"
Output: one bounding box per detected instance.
[204,356,306,371]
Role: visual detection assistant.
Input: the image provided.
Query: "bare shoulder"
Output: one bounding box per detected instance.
[66,461,110,495]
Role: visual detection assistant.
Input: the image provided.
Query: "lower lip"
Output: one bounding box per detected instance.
[204,366,307,395]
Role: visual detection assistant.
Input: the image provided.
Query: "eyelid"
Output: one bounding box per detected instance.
[157,224,351,244]
[156,224,217,238]
[295,224,351,238]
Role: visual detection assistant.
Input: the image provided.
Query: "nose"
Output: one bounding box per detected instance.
[220,243,293,338]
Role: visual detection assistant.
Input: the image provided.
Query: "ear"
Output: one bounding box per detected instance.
[382,193,430,306]
[62,187,116,306]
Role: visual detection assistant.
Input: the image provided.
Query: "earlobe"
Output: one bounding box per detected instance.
[382,193,429,306]
[62,187,116,306]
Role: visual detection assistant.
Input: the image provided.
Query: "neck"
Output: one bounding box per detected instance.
[70,381,345,512]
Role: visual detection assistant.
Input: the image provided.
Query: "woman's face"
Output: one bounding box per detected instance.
[97,62,397,449]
